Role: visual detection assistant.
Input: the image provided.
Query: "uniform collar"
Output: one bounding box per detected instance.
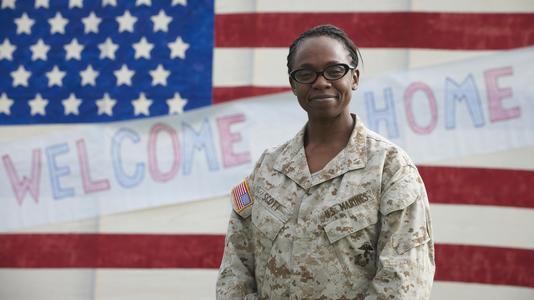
[273,114,368,189]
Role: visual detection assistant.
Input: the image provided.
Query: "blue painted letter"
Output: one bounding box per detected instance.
[364,88,400,139]
[445,74,485,129]
[45,143,74,200]
[111,128,145,188]
[182,119,220,175]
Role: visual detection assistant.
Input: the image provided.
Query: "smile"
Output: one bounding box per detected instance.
[309,95,338,101]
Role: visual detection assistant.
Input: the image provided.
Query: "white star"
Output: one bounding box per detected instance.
[116,10,137,33]
[102,0,116,6]
[82,12,101,34]
[64,39,84,60]
[98,38,118,60]
[62,93,82,115]
[46,66,66,87]
[132,93,152,116]
[132,37,153,59]
[151,10,172,32]
[1,0,16,9]
[15,13,34,35]
[69,0,83,8]
[11,65,31,87]
[80,65,99,86]
[0,39,16,61]
[28,94,48,116]
[96,93,116,116]
[136,0,151,6]
[167,92,187,114]
[172,0,187,6]
[48,12,68,34]
[168,36,189,59]
[114,65,135,86]
[35,0,49,8]
[149,64,170,86]
[0,93,14,115]
[30,39,50,61]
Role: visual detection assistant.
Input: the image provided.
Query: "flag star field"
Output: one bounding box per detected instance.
[0,0,213,124]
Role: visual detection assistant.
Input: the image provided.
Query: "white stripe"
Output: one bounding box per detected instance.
[424,146,534,171]
[432,204,534,250]
[216,0,534,13]
[213,48,497,86]
[17,195,534,250]
[2,269,533,299]
[432,282,534,300]
[0,269,98,299]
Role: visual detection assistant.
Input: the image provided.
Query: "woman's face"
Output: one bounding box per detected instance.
[289,36,359,121]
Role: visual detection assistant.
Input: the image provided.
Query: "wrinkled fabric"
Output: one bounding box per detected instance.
[217,116,435,300]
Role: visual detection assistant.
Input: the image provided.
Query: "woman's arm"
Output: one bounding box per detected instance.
[367,165,435,299]
[216,210,257,299]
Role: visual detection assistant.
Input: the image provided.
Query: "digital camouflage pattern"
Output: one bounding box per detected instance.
[217,116,435,299]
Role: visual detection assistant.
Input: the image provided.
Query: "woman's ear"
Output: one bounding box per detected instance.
[289,77,297,95]
[352,69,360,90]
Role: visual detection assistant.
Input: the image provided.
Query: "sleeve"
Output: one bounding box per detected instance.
[216,211,257,300]
[365,165,436,300]
[216,151,268,300]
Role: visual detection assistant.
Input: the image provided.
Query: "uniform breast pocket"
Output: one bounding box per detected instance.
[251,202,287,241]
[323,208,378,279]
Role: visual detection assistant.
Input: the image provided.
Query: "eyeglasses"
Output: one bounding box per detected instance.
[289,63,355,84]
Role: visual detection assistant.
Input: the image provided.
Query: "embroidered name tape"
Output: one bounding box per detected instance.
[231,180,253,218]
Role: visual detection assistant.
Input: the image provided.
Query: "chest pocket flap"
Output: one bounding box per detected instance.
[324,211,378,244]
[252,201,288,241]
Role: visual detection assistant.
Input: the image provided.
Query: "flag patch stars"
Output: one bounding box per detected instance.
[0,0,213,124]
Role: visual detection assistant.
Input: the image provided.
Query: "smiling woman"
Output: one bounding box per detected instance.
[216,24,435,299]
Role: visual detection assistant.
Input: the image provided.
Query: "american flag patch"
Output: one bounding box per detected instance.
[231,180,253,215]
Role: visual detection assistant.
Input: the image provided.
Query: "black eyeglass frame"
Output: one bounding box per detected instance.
[289,63,356,84]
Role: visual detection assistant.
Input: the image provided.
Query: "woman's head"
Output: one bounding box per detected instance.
[287,25,361,121]
[287,24,361,73]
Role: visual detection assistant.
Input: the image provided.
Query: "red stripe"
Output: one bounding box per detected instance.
[213,86,291,104]
[215,12,534,50]
[435,244,534,287]
[0,234,224,269]
[419,166,534,208]
[1,234,533,287]
[232,188,242,210]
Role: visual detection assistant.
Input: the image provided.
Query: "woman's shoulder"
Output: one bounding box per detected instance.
[363,126,416,170]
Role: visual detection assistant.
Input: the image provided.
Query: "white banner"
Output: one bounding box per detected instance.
[1,47,533,231]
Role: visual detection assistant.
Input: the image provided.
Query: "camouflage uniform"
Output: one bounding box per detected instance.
[217,116,435,299]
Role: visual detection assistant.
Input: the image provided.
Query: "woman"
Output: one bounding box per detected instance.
[217,24,435,299]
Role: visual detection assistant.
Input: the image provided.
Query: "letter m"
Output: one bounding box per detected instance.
[445,74,485,129]
[2,149,42,205]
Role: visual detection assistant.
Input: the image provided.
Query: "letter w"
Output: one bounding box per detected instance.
[2,149,42,205]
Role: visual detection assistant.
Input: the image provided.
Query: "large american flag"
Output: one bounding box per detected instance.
[1,0,534,299]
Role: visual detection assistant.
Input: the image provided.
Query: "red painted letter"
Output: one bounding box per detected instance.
[404,82,438,135]
[484,66,520,122]
[217,114,251,168]
[2,149,42,205]
[76,139,111,194]
[148,123,180,182]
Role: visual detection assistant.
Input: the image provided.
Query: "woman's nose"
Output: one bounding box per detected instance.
[312,73,332,89]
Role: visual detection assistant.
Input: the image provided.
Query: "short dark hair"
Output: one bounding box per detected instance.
[286,24,362,73]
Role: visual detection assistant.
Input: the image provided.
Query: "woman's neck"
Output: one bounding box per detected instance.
[305,113,354,147]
